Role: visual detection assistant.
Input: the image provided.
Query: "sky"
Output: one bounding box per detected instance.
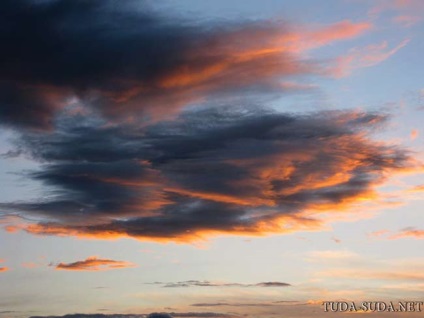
[0,0,423,317]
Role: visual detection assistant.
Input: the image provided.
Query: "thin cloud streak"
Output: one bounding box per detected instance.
[53,256,136,271]
[154,280,290,288]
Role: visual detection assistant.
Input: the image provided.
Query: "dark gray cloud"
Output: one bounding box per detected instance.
[192,303,275,307]
[30,313,236,318]
[159,280,290,288]
[0,0,309,130]
[0,106,412,241]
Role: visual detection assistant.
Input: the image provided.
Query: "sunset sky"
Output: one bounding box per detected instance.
[0,1,423,318]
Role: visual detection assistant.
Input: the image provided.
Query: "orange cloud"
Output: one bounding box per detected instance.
[389,227,424,240]
[407,184,424,193]
[54,256,137,271]
[298,20,372,51]
[22,262,40,269]
[410,129,419,140]
[0,259,8,272]
[368,229,391,239]
[368,227,424,240]
[334,39,410,77]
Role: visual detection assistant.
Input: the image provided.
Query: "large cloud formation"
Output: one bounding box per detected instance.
[1,106,412,241]
[0,0,320,130]
[0,0,413,242]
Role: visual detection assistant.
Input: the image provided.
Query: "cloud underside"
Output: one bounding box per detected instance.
[0,0,414,242]
[1,107,412,241]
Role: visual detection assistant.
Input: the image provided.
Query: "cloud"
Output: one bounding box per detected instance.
[256,282,291,287]
[157,280,290,288]
[291,20,371,52]
[0,0,316,131]
[334,39,410,77]
[0,259,8,272]
[368,227,423,240]
[21,262,39,269]
[389,227,424,239]
[392,15,421,27]
[0,1,415,243]
[410,129,419,140]
[369,0,424,17]
[192,303,273,307]
[169,314,235,318]
[0,0,375,131]
[0,106,415,242]
[29,313,236,318]
[53,256,136,271]
[407,184,424,193]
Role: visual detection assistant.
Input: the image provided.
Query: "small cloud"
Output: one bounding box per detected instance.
[22,262,39,269]
[54,256,137,271]
[157,280,290,288]
[407,184,424,193]
[389,227,424,240]
[392,15,421,27]
[410,129,419,140]
[255,282,291,287]
[0,259,8,272]
[333,39,410,77]
[331,237,341,244]
[148,314,173,318]
[368,229,390,239]
[368,227,423,240]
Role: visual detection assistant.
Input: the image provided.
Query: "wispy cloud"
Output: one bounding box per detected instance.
[152,280,290,288]
[368,227,424,240]
[334,39,410,77]
[410,129,419,140]
[392,15,422,27]
[0,259,8,273]
[53,256,136,271]
[389,227,424,239]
